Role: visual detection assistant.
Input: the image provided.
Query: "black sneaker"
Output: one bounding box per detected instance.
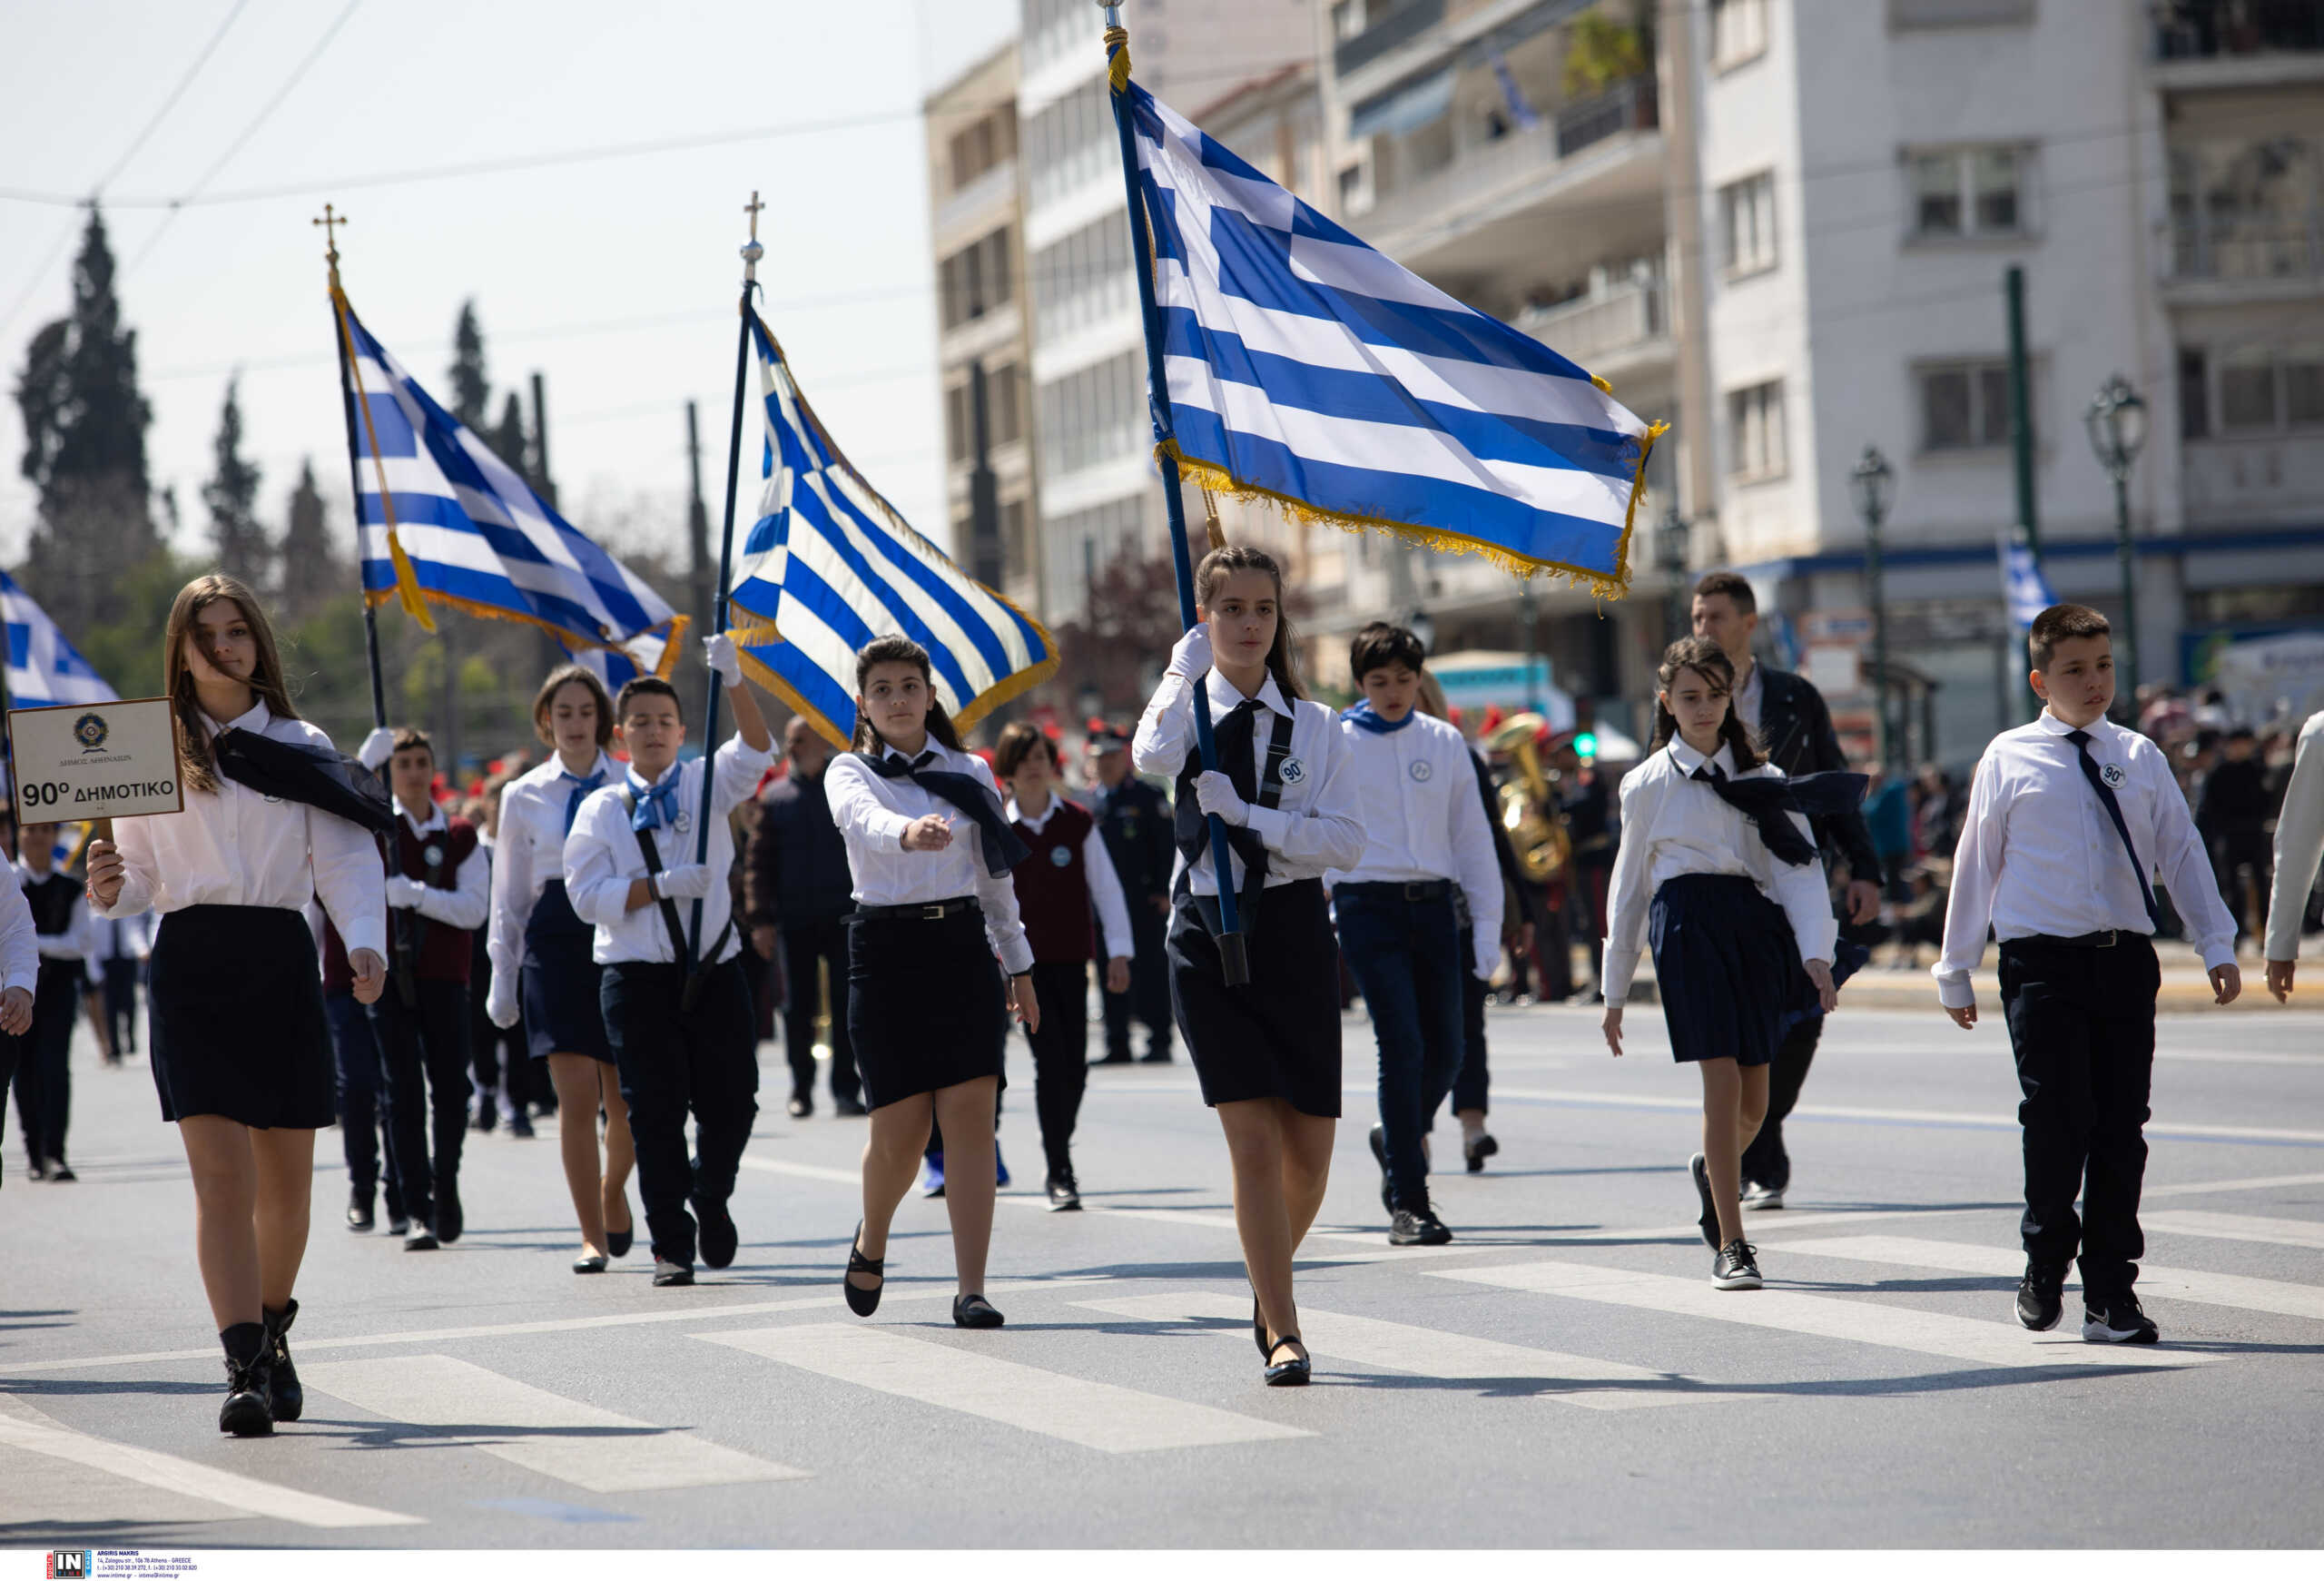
[471,1105,497,1134]
[1045,1171,1082,1211]
[404,1223,438,1251]
[433,1180,464,1245]
[697,1197,738,1270]
[1689,1152,1720,1250]
[786,1094,812,1120]
[346,1189,374,1232]
[1137,1048,1173,1064]
[1368,1125,1393,1214]
[2016,1263,2066,1331]
[1388,1205,1453,1247]
[2083,1291,2159,1345]
[833,1094,869,1117]
[1712,1240,1762,1290]
[45,1161,74,1182]
[653,1259,695,1288]
[1740,1180,1785,1211]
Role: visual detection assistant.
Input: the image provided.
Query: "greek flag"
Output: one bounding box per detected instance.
[2,568,116,709]
[332,295,684,669]
[1999,533,2057,631]
[725,312,1057,746]
[1124,79,1661,594]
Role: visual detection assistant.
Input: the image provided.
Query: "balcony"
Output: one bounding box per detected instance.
[1337,0,1447,77]
[1512,275,1669,374]
[2152,1,2324,88]
[2158,214,2324,302]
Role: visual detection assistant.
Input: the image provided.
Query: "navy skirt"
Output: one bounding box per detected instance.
[522,879,611,1063]
[1647,874,1823,1068]
[1168,877,1342,1118]
[846,902,1008,1110]
[149,905,335,1129]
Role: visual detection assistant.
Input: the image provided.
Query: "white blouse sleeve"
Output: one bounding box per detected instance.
[309,806,388,961]
[1082,823,1134,960]
[0,874,37,994]
[1132,674,1196,781]
[92,812,162,920]
[1241,709,1367,873]
[1600,769,1656,1009]
[823,754,913,855]
[967,758,1035,977]
[1763,796,1838,966]
[487,781,534,990]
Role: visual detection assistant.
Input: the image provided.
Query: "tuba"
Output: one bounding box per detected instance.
[1485,713,1571,885]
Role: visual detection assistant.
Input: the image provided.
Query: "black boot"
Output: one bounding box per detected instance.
[434,1175,464,1244]
[219,1322,274,1438]
[261,1299,303,1422]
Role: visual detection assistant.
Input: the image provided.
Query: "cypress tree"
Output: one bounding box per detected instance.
[279,458,340,619]
[203,376,270,591]
[449,301,490,433]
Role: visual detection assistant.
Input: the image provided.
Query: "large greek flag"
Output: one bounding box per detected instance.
[1125,79,1660,595]
[726,312,1057,746]
[2,568,116,709]
[332,296,684,669]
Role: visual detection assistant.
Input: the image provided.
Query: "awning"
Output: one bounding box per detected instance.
[1349,66,1454,140]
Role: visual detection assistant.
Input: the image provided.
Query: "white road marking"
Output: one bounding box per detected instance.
[2142,1171,2324,1199]
[0,1394,423,1527]
[737,1155,862,1186]
[1076,1290,1756,1410]
[694,1323,1310,1453]
[2143,1211,2324,1251]
[1428,1260,2201,1369]
[300,1355,803,1493]
[1782,1235,2324,1323]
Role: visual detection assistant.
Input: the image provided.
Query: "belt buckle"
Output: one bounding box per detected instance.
[921,904,947,922]
[2094,929,2117,948]
[1404,882,1426,902]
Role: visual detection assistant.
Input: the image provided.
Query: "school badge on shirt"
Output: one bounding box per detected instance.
[2101,762,2126,789]
[1049,845,1073,868]
[1278,757,1305,786]
[1409,759,1433,783]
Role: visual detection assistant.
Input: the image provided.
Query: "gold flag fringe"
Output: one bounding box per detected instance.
[365,588,689,677]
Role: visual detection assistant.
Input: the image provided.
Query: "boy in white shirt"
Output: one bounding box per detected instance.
[1936,604,2240,1345]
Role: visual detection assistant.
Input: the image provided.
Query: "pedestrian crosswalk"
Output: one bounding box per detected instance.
[1780,1236,2324,1322]
[2142,1210,2324,1251]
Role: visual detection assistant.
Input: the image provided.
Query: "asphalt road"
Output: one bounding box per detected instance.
[5,996,2322,1549]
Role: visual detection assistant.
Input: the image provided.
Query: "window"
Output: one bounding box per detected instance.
[2221,347,2277,430]
[939,228,1013,330]
[948,110,1015,193]
[1888,0,2034,27]
[1719,172,1777,276]
[1331,0,1366,41]
[990,362,1021,447]
[1917,361,2014,451]
[2210,343,2324,433]
[1727,380,1786,479]
[1030,214,1133,346]
[2179,348,2209,440]
[944,381,971,463]
[1035,350,1146,478]
[1709,0,1769,67]
[1908,146,2025,239]
[1025,79,1113,208]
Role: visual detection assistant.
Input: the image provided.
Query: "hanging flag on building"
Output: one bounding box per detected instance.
[1121,78,1662,597]
[725,313,1057,746]
[330,295,684,670]
[1999,531,2056,631]
[2,568,118,709]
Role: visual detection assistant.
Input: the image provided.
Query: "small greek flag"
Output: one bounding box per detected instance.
[1123,78,1661,595]
[1999,532,2056,631]
[1,568,116,709]
[725,312,1057,746]
[332,296,684,670]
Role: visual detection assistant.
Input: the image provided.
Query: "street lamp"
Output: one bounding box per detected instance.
[2084,372,2149,710]
[1656,502,1691,647]
[1849,445,1896,772]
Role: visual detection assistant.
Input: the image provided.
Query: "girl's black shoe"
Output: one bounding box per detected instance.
[1252,1292,1268,1359]
[218,1323,274,1438]
[606,1191,634,1259]
[261,1299,302,1422]
[1264,1336,1311,1387]
[952,1293,1004,1329]
[843,1220,884,1317]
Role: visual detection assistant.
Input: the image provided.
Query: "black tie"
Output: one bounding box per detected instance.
[1174,699,1273,897]
[2064,728,2164,928]
[1687,760,1852,868]
[860,749,1029,877]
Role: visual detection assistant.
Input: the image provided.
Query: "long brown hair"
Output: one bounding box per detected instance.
[1194,544,1305,702]
[165,574,299,794]
[850,635,964,753]
[1648,636,1763,768]
[531,663,614,748]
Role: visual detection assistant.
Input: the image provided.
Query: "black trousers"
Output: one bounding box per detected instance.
[327,990,399,1210]
[369,977,472,1225]
[1450,925,1490,1116]
[781,918,859,1104]
[10,963,80,1168]
[602,957,760,1268]
[1740,1015,1823,1192]
[102,958,140,1055]
[0,1036,14,1175]
[2000,936,2160,1296]
[1023,960,1091,1177]
[1102,903,1171,1058]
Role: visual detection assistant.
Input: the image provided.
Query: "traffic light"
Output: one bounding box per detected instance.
[1573,731,1598,760]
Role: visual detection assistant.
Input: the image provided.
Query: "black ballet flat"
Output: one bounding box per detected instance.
[606,1191,634,1259]
[952,1293,1004,1329]
[1265,1335,1311,1387]
[843,1220,884,1317]
[1253,1292,1268,1359]
[572,1253,608,1275]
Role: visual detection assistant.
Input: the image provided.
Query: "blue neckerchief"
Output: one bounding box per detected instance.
[560,766,606,834]
[1343,700,1417,735]
[627,768,682,833]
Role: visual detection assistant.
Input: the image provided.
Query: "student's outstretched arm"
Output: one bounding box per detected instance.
[2140,738,2240,1004]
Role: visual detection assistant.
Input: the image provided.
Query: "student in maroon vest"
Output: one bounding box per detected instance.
[993,723,1132,1211]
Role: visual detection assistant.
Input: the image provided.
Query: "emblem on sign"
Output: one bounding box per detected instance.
[1410,759,1433,783]
[1049,845,1073,868]
[1277,757,1305,785]
[2101,763,2126,789]
[74,712,107,753]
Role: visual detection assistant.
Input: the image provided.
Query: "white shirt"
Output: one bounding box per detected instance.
[489,749,619,988]
[17,859,95,963]
[1132,669,1366,896]
[1600,738,1837,1009]
[1008,793,1136,961]
[823,740,1035,977]
[88,912,150,977]
[2267,710,2324,963]
[564,737,773,966]
[1936,710,2238,1009]
[0,869,36,995]
[390,802,489,933]
[1733,660,1765,736]
[1328,712,1504,978]
[92,700,387,961]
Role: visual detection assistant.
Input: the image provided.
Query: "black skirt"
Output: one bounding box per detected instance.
[1647,874,1823,1068]
[846,902,1007,1110]
[523,879,611,1063]
[1168,877,1342,1118]
[149,904,336,1129]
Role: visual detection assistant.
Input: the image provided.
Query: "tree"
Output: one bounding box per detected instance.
[448,301,490,432]
[279,458,342,620]
[488,390,529,476]
[1045,548,1192,717]
[202,377,269,591]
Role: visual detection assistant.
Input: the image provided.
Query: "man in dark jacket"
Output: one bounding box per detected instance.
[1692,571,1883,1209]
[1086,725,1176,1064]
[747,716,862,1117]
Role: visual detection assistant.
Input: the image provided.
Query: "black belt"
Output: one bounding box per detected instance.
[854,897,981,924]
[2014,930,2142,949]
[1338,879,1453,903]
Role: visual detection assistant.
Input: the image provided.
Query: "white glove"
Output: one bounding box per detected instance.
[650,864,717,902]
[1472,937,1499,982]
[1192,769,1248,827]
[487,977,520,1030]
[358,726,397,772]
[385,875,427,911]
[704,633,742,687]
[1166,623,1213,681]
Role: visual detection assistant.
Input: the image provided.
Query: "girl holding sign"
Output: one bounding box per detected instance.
[84,574,388,1438]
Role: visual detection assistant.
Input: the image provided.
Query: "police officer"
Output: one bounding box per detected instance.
[1085,724,1175,1065]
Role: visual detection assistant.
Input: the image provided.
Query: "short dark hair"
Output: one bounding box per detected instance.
[993,720,1059,778]
[2027,603,2110,671]
[1691,571,1757,614]
[615,675,684,721]
[1349,621,1425,682]
[390,726,434,764]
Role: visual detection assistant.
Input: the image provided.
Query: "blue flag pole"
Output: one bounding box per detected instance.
[1100,6,1247,985]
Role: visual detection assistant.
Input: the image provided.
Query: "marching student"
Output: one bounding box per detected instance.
[2262,707,2322,1004]
[995,721,1133,1211]
[1135,545,1364,1384]
[487,666,636,1272]
[1600,637,1850,1292]
[0,848,41,1188]
[90,912,149,1067]
[1329,623,1502,1247]
[310,898,400,1236]
[10,822,94,1181]
[1088,724,1176,1065]
[85,572,389,1437]
[824,635,1039,1329]
[563,637,773,1289]
[461,789,533,1138]
[1937,604,2240,1344]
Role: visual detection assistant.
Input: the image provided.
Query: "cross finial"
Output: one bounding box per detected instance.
[313,203,346,260]
[743,191,764,242]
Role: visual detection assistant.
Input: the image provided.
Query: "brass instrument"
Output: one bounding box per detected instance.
[1485,712,1571,884]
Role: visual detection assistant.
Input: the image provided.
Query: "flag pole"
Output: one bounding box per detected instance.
[686,192,764,967]
[1099,5,1247,984]
[315,203,389,730]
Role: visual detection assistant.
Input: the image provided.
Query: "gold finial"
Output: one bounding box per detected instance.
[313,203,346,266]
